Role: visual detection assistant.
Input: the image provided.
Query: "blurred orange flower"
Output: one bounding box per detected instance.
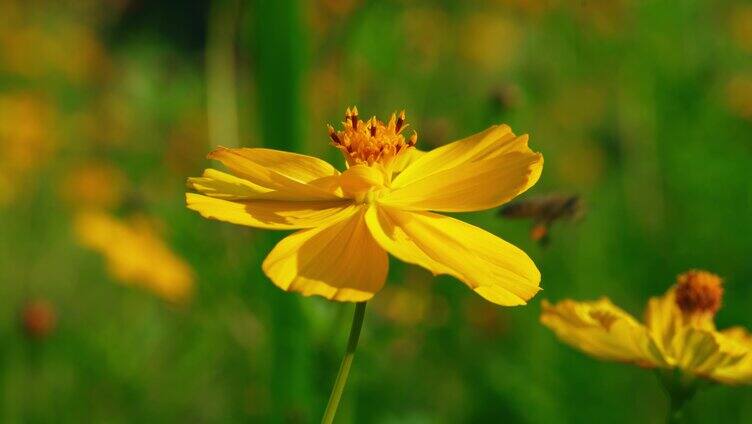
[0,19,109,83]
[59,162,128,211]
[75,211,194,304]
[0,93,57,172]
[20,299,57,340]
[729,4,752,53]
[0,92,57,204]
[725,75,752,120]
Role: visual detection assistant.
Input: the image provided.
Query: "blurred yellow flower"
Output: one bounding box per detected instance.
[187,107,543,305]
[458,12,521,73]
[541,270,752,384]
[75,211,194,304]
[0,92,58,205]
[0,18,109,83]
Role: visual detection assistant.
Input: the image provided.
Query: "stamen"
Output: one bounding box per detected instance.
[408,131,418,146]
[327,124,340,144]
[328,107,417,167]
[396,110,406,133]
[346,106,359,130]
[674,270,723,315]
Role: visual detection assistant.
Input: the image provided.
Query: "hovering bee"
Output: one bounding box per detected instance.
[498,194,585,246]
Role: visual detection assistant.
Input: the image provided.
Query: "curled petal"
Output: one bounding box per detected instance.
[711,327,752,384]
[211,147,339,181]
[672,328,748,379]
[365,205,539,306]
[541,298,665,366]
[188,169,274,200]
[262,207,388,301]
[208,147,342,200]
[186,193,355,230]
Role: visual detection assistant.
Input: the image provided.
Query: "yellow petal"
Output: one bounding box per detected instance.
[642,288,750,381]
[208,147,342,200]
[262,207,388,301]
[540,298,665,365]
[211,147,339,181]
[380,149,543,212]
[188,169,273,200]
[391,148,426,174]
[338,164,385,199]
[644,288,716,363]
[711,327,752,384]
[672,328,748,379]
[644,289,685,359]
[392,124,528,187]
[186,193,355,229]
[365,205,539,306]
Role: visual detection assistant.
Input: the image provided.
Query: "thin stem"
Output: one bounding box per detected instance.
[657,370,697,424]
[666,388,695,424]
[321,302,367,424]
[667,397,685,424]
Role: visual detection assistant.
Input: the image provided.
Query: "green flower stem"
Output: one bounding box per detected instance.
[657,369,699,424]
[321,302,367,424]
[667,389,695,424]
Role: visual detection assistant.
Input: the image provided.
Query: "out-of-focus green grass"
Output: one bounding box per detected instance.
[1,0,752,422]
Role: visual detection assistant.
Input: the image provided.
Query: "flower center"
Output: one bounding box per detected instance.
[674,270,723,316]
[328,106,417,167]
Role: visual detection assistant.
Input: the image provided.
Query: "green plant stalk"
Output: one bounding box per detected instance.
[657,369,700,424]
[666,390,695,424]
[249,0,312,420]
[321,302,367,424]
[206,0,240,148]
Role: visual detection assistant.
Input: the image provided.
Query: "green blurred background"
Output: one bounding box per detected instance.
[2,0,752,422]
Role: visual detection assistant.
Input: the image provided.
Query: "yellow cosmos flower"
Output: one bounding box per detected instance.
[541,270,752,385]
[186,107,543,305]
[75,211,194,304]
